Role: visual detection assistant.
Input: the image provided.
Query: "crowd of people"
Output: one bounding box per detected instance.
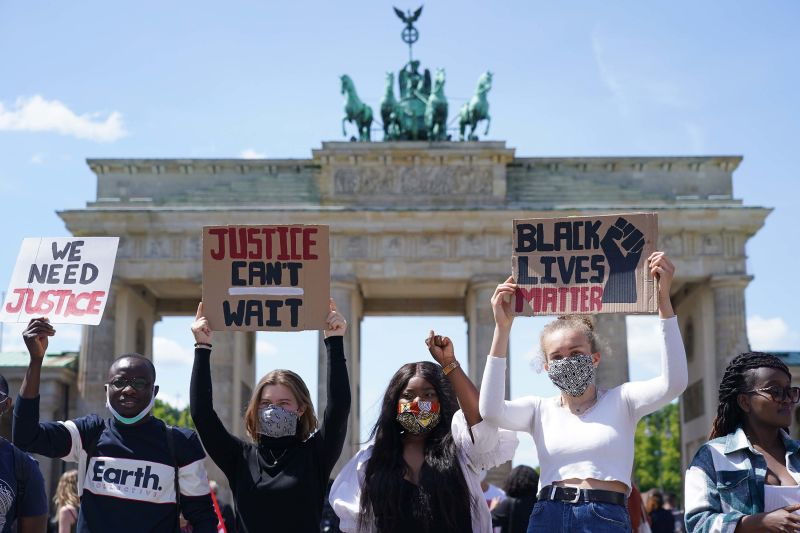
[0,250,798,532]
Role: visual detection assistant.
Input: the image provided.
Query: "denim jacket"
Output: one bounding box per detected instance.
[684,426,800,533]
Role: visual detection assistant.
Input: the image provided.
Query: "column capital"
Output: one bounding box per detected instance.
[467,275,505,293]
[330,276,360,293]
[709,274,753,290]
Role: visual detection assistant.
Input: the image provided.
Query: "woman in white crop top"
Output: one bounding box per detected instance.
[479,251,688,533]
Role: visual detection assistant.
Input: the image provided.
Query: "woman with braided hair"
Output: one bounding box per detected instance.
[685,352,800,533]
[480,252,688,532]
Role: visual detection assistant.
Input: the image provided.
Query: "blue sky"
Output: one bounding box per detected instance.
[0,1,798,467]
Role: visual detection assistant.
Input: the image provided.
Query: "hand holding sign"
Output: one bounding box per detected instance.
[601,217,645,304]
[191,302,213,345]
[491,276,517,331]
[22,317,55,360]
[323,299,348,338]
[648,251,676,319]
[425,330,456,367]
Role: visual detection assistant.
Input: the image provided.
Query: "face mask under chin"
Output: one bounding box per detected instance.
[106,386,156,425]
[546,354,596,397]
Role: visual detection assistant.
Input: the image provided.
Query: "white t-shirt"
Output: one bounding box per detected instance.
[483,483,506,506]
[479,316,688,491]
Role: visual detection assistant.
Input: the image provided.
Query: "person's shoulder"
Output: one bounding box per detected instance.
[68,413,106,433]
[164,425,210,463]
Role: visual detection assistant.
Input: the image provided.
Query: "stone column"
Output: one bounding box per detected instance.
[114,284,159,358]
[711,275,752,383]
[466,278,508,392]
[592,314,630,390]
[209,331,256,438]
[318,279,362,476]
[466,277,511,484]
[77,282,120,415]
[202,330,255,503]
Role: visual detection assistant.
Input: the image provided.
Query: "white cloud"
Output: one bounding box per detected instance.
[748,315,800,351]
[257,339,278,357]
[0,322,81,353]
[157,391,187,410]
[626,316,662,378]
[153,336,193,366]
[0,95,127,142]
[239,148,266,159]
[30,153,46,164]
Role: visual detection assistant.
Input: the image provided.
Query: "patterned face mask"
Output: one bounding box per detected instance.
[396,400,441,435]
[258,404,299,438]
[546,354,596,397]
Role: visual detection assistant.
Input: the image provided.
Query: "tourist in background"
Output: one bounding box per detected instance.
[52,470,79,533]
[329,331,517,533]
[685,352,800,532]
[491,465,539,533]
[479,469,507,508]
[646,491,675,533]
[190,300,350,533]
[480,251,688,532]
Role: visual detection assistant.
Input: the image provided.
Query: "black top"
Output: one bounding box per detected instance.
[650,508,675,533]
[394,479,471,533]
[491,495,537,533]
[190,336,351,533]
[12,398,217,533]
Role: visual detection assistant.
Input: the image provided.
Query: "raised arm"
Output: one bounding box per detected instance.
[478,278,537,432]
[189,303,242,476]
[620,253,688,419]
[318,299,351,474]
[426,331,481,426]
[13,318,74,457]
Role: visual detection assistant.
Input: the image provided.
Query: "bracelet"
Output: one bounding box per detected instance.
[442,360,460,376]
[194,342,212,349]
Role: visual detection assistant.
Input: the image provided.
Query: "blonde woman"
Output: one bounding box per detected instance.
[189,300,349,533]
[53,470,79,533]
[479,252,688,532]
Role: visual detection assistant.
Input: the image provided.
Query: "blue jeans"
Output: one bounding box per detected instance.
[526,499,632,533]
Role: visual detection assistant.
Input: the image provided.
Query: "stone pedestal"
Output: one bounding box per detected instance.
[318,280,363,477]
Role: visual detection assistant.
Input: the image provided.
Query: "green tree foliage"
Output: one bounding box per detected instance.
[152,398,195,429]
[634,402,682,500]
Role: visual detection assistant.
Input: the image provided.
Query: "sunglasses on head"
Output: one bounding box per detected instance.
[107,377,151,391]
[745,385,800,404]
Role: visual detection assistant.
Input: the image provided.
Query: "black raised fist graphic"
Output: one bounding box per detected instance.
[601,217,645,303]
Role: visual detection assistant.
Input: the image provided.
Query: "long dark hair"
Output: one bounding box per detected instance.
[709,351,791,439]
[360,362,474,533]
[504,465,539,499]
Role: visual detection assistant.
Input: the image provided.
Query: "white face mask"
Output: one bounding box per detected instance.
[105,385,156,425]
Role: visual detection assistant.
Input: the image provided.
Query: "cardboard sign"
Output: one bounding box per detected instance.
[1,237,119,325]
[202,225,330,331]
[512,213,658,315]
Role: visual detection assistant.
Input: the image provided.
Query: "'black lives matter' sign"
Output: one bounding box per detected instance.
[512,213,658,316]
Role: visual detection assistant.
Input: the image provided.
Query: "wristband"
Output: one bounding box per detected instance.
[442,360,460,376]
[194,342,212,349]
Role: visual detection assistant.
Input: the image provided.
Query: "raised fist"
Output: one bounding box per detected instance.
[601,217,645,303]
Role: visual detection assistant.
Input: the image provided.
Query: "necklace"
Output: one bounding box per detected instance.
[265,448,287,467]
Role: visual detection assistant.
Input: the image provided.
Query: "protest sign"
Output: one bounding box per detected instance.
[512,213,658,315]
[1,237,119,325]
[202,225,330,331]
